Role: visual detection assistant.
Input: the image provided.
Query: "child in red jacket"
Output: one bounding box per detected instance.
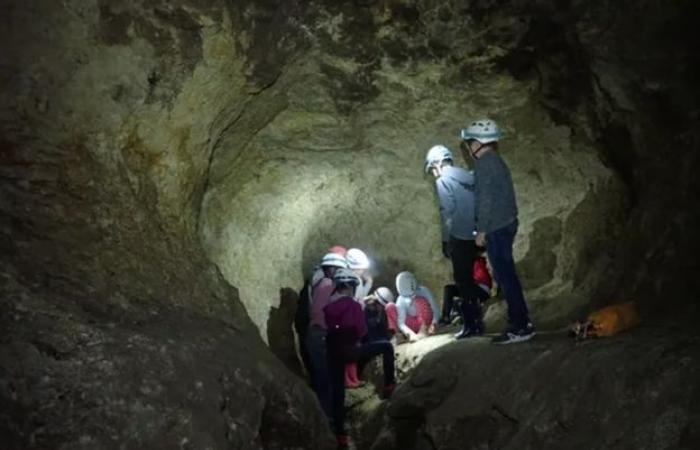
[324,269,396,448]
[456,246,493,338]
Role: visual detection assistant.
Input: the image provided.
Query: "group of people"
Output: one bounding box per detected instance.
[426,118,534,344]
[294,118,534,447]
[294,246,397,448]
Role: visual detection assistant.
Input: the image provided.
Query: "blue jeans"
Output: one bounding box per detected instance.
[486,220,530,328]
[306,326,332,420]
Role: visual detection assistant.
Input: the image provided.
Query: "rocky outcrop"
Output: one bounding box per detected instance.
[1,1,332,448]
[1,307,333,449]
[367,330,700,450]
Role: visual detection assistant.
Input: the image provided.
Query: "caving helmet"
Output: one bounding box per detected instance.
[424,145,453,173]
[459,119,503,144]
[321,252,348,269]
[346,248,371,270]
[332,267,361,288]
[396,271,417,297]
[375,287,395,305]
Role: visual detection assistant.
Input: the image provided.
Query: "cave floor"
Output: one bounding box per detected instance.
[344,325,700,450]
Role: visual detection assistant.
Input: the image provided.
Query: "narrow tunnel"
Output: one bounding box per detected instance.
[2,1,700,449]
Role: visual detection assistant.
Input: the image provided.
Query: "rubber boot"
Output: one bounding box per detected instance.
[474,301,485,335]
[345,364,361,389]
[336,434,351,449]
[349,362,360,386]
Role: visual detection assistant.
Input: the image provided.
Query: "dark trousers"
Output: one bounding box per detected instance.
[328,341,395,435]
[306,327,332,420]
[441,284,460,321]
[449,237,483,303]
[298,330,313,382]
[486,220,530,328]
[449,238,490,330]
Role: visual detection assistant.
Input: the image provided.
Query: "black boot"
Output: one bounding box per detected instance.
[440,284,459,325]
[454,299,478,339]
[473,302,485,336]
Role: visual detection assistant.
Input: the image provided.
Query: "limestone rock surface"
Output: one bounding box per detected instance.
[1,0,333,448]
[200,0,635,337]
[1,0,699,448]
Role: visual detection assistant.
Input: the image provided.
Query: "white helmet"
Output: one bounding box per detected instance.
[320,252,348,269]
[396,271,417,297]
[375,287,395,305]
[424,145,453,173]
[460,119,503,144]
[346,248,370,270]
[332,267,361,287]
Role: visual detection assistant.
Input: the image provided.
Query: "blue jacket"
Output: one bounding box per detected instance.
[435,165,476,241]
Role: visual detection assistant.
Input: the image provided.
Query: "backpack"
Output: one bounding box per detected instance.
[571,302,640,340]
[294,268,325,336]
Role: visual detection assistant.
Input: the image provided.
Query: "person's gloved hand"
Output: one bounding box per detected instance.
[442,241,451,258]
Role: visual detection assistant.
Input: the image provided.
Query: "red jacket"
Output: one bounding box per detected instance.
[473,256,492,289]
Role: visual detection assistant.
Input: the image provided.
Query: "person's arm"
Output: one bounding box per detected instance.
[418,286,440,325]
[363,275,373,297]
[386,304,398,332]
[311,279,334,308]
[355,276,372,300]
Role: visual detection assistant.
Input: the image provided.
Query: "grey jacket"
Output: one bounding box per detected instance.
[436,165,476,241]
[474,151,518,234]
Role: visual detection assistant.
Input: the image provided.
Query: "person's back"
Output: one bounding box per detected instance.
[461,118,534,344]
[436,165,476,241]
[473,150,518,234]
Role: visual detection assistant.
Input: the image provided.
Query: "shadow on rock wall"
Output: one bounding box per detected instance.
[267,288,305,378]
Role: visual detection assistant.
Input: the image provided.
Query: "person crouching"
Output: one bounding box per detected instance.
[395,271,441,342]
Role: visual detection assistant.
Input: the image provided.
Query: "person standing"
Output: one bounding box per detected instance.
[460,119,535,344]
[425,145,484,339]
[305,252,348,420]
[295,246,348,381]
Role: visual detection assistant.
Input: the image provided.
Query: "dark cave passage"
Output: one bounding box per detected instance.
[1,0,699,449]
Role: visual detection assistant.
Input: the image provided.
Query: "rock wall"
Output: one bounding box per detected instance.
[200,0,633,337]
[1,0,698,447]
[0,1,333,448]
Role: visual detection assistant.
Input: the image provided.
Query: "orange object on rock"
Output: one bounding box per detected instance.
[573,302,640,339]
